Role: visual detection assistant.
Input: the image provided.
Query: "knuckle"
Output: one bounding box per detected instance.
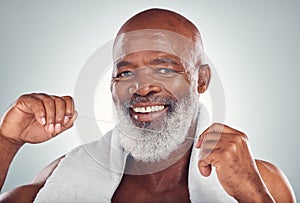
[54,96,66,105]
[63,96,74,106]
[52,95,59,100]
[211,123,219,128]
[210,123,224,133]
[44,97,55,107]
[33,100,44,110]
[56,116,64,122]
[63,95,73,101]
[18,94,32,102]
[240,132,248,140]
[227,143,238,153]
[223,150,233,160]
[56,115,65,124]
[37,92,47,96]
[52,95,61,101]
[233,135,243,145]
[233,133,247,145]
[17,94,42,109]
[33,93,50,98]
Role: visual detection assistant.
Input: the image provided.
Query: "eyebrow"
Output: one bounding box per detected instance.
[114,57,181,69]
[149,58,181,66]
[115,60,133,69]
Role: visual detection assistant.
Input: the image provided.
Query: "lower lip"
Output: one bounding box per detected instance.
[130,106,169,122]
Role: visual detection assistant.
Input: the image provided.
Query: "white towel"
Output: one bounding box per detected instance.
[34,104,236,202]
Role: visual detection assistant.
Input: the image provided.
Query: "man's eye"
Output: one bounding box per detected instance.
[158,67,177,74]
[117,71,133,78]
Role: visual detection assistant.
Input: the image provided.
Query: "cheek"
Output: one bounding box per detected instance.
[164,77,194,98]
[111,82,132,104]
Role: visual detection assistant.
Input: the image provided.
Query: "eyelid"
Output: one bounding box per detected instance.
[154,65,185,73]
[157,67,175,72]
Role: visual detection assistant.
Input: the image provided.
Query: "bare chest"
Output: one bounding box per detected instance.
[111,177,190,203]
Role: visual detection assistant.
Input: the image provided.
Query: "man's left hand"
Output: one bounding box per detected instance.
[196,123,274,202]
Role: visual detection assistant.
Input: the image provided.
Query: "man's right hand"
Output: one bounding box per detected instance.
[0,93,77,145]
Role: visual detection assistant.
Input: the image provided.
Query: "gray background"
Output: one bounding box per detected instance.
[0,0,299,200]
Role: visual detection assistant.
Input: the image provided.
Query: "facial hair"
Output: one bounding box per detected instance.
[113,92,198,163]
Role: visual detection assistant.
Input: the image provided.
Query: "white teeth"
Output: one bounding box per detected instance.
[133,105,165,113]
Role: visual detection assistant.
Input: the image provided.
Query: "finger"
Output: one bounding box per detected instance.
[53,96,66,133]
[195,124,222,148]
[48,111,78,139]
[195,130,222,148]
[195,133,209,149]
[198,133,240,158]
[60,111,78,132]
[198,160,212,177]
[17,95,46,126]
[62,96,75,116]
[200,139,219,149]
[62,96,75,125]
[199,146,223,161]
[195,133,204,148]
[209,123,244,134]
[196,123,243,147]
[32,94,55,133]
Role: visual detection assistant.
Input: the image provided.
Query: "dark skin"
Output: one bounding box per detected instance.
[109,49,198,202]
[0,8,296,202]
[0,156,64,202]
[112,148,192,203]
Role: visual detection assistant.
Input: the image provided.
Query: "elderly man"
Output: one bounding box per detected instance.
[0,8,296,202]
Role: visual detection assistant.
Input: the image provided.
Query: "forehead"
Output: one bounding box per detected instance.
[113,29,202,67]
[116,51,183,65]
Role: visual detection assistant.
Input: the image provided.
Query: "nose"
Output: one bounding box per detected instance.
[135,84,162,96]
[129,75,162,96]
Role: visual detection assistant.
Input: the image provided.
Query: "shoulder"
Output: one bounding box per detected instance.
[0,155,65,203]
[255,159,296,203]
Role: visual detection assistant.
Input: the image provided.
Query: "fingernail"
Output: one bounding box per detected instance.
[55,123,62,132]
[73,111,78,119]
[48,124,54,133]
[64,116,70,125]
[40,117,46,125]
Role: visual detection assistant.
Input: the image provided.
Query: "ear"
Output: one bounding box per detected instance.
[197,64,211,93]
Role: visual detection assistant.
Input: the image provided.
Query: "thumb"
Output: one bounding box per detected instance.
[198,160,212,177]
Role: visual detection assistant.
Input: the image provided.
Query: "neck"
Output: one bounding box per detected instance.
[126,144,193,193]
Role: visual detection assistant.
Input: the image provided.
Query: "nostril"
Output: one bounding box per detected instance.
[134,84,162,96]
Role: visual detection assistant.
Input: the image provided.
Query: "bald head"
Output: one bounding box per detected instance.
[117,8,202,44]
[113,9,204,65]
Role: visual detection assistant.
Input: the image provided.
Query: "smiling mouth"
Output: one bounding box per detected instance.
[132,105,165,113]
[130,104,169,122]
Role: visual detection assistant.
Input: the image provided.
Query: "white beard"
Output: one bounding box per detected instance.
[113,93,198,163]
